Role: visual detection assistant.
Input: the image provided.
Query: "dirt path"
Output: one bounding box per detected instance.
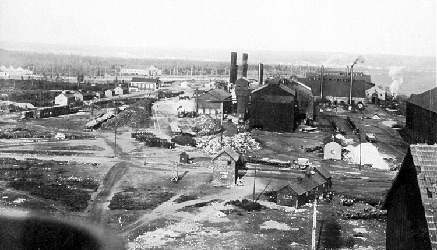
[88,161,130,225]
[122,177,261,237]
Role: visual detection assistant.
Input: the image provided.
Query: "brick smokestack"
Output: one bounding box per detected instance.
[258,63,263,84]
[242,53,248,78]
[230,52,238,84]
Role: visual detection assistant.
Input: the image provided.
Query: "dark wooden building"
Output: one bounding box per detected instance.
[406,87,437,145]
[277,167,331,207]
[211,147,240,187]
[383,144,437,250]
[249,81,298,133]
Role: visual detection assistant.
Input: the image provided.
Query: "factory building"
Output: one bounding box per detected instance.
[297,69,374,104]
[197,89,232,116]
[235,78,250,119]
[249,80,298,133]
[283,78,315,124]
[406,87,437,145]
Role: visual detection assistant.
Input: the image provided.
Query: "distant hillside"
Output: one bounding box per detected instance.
[0,41,435,69]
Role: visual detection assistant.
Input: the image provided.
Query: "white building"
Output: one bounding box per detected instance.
[120,65,162,76]
[55,91,83,106]
[130,77,159,90]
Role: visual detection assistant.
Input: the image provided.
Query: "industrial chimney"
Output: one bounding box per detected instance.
[258,63,263,85]
[320,65,324,98]
[349,66,354,104]
[230,52,238,84]
[242,53,248,78]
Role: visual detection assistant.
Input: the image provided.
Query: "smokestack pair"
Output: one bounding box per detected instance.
[229,52,249,84]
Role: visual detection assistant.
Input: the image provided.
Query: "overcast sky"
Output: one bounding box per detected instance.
[0,0,435,56]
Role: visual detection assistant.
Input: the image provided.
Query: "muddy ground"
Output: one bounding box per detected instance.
[0,96,405,249]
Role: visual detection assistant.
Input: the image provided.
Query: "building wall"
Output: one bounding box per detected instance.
[406,102,437,144]
[54,95,68,106]
[276,187,299,207]
[385,152,432,250]
[250,85,296,132]
[212,154,236,187]
[323,142,342,160]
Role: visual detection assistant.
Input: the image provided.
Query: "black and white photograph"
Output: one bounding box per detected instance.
[0,0,436,249]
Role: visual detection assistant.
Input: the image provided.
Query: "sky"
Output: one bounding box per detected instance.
[0,0,435,57]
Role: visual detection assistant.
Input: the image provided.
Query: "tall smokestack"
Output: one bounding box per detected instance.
[242,53,248,78]
[230,52,238,84]
[258,63,263,85]
[320,65,324,98]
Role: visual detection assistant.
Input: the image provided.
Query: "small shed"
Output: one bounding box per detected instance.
[211,147,240,187]
[277,167,331,207]
[180,152,189,164]
[323,141,342,160]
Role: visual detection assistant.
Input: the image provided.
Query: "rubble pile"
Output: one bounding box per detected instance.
[191,115,222,136]
[195,132,261,155]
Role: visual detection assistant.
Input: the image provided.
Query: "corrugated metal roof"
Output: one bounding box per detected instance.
[411,144,437,248]
[207,89,231,100]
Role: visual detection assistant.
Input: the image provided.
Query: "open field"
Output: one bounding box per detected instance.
[0,93,406,249]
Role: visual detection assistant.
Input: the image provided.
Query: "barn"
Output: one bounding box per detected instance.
[406,87,437,145]
[383,144,437,250]
[323,142,342,160]
[249,81,298,133]
[211,147,241,187]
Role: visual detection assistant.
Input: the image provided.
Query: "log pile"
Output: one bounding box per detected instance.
[195,132,261,155]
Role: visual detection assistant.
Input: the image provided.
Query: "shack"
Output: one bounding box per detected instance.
[277,167,331,207]
[383,144,437,250]
[323,141,342,160]
[197,89,232,115]
[211,147,240,187]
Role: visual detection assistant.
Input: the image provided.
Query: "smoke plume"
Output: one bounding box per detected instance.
[388,66,405,97]
[351,55,365,67]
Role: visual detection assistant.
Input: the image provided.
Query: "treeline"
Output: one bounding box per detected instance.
[0,49,297,77]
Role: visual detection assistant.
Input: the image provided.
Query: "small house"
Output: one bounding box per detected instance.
[105,89,115,97]
[131,77,160,90]
[180,152,189,164]
[114,85,129,95]
[383,144,437,250]
[211,147,240,187]
[55,91,81,106]
[277,167,331,207]
[323,141,342,160]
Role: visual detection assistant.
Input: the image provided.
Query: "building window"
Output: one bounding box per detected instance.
[227,161,232,165]
[220,172,228,179]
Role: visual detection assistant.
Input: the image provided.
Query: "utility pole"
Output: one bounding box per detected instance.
[252,166,257,201]
[311,194,318,250]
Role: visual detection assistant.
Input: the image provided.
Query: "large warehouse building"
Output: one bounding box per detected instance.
[249,80,298,133]
[406,87,437,145]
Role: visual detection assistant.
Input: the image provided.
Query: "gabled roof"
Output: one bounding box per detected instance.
[212,147,240,161]
[131,77,159,83]
[282,171,328,195]
[408,87,437,113]
[251,82,296,96]
[314,167,332,179]
[207,89,231,100]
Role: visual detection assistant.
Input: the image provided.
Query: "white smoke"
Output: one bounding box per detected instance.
[388,66,405,97]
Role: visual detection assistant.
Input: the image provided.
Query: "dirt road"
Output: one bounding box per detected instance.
[88,161,130,225]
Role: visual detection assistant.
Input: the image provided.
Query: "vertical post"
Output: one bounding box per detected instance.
[349,66,354,105]
[252,166,257,201]
[311,196,317,250]
[114,126,117,157]
[196,88,199,114]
